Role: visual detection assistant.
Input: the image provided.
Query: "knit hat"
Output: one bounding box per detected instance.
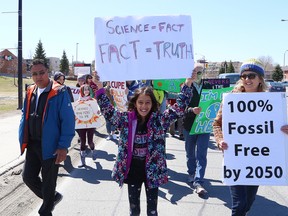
[240,59,265,77]
[53,71,65,81]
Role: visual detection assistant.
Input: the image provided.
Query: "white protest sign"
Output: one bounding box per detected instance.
[222,92,288,185]
[94,15,193,81]
[110,81,128,112]
[69,86,80,101]
[72,100,103,129]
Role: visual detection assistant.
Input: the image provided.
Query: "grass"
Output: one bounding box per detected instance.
[0,76,77,114]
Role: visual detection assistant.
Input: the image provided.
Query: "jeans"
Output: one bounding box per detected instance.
[106,119,115,134]
[22,141,59,216]
[230,185,259,216]
[183,129,209,185]
[128,183,158,216]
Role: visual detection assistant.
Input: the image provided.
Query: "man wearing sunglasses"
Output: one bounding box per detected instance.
[182,63,212,196]
[19,59,75,215]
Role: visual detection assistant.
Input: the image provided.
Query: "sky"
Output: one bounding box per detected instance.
[1,0,288,66]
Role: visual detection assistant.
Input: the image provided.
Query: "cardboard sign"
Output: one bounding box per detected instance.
[222,92,288,185]
[94,15,193,81]
[110,81,128,112]
[72,100,102,129]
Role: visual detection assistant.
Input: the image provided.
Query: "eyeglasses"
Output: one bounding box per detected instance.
[240,73,257,80]
[32,71,46,76]
[197,71,203,75]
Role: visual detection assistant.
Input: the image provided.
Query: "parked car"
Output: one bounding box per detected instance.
[281,81,288,87]
[266,82,286,92]
[218,73,240,87]
[264,79,274,82]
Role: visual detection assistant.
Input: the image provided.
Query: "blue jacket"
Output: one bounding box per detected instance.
[19,81,75,160]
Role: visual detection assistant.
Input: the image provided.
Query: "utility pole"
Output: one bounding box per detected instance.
[18,0,23,109]
[2,0,23,109]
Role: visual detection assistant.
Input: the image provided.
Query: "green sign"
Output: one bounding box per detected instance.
[189,87,233,135]
[153,79,185,93]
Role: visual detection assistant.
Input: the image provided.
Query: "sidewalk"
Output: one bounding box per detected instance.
[0,111,26,175]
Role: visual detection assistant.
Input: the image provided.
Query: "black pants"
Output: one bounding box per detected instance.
[128,183,158,216]
[77,128,95,151]
[22,141,59,216]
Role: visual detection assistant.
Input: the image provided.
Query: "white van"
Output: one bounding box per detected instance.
[218,73,240,86]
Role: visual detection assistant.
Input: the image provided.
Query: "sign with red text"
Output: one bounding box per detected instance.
[94,15,193,81]
[110,81,128,112]
[222,92,288,185]
[69,86,80,101]
[72,100,102,129]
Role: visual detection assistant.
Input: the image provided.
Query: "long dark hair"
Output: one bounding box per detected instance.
[128,86,158,121]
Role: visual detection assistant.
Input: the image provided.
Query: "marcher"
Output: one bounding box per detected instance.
[213,58,288,216]
[182,63,212,195]
[103,81,117,140]
[19,59,75,216]
[76,74,85,87]
[77,84,98,167]
[95,71,197,216]
[85,74,98,98]
[53,71,74,102]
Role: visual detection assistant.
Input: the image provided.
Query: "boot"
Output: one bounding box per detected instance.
[92,150,97,161]
[78,151,86,167]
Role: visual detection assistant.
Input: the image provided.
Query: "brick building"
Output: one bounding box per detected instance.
[0,49,27,76]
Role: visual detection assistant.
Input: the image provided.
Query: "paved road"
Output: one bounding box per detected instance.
[1,112,288,216]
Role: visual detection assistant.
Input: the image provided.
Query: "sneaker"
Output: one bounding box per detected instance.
[112,134,118,140]
[53,192,63,211]
[106,135,112,140]
[194,184,207,195]
[187,174,195,183]
[179,134,184,140]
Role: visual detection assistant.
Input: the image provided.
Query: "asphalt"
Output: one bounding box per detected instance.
[1,112,288,216]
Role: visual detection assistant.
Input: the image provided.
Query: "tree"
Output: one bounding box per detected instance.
[219,61,228,74]
[33,40,48,66]
[60,50,69,75]
[258,56,274,71]
[272,64,283,81]
[218,66,225,74]
[227,61,235,73]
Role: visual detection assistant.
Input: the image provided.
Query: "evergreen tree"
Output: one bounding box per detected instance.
[218,66,225,74]
[272,64,283,81]
[60,50,70,75]
[227,61,235,73]
[33,40,49,66]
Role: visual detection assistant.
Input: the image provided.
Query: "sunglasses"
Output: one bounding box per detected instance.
[32,71,46,76]
[197,71,203,75]
[240,73,257,80]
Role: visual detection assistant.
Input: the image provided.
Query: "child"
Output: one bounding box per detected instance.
[77,84,97,167]
[85,74,98,98]
[95,73,196,215]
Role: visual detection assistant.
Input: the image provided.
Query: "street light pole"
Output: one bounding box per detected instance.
[284,50,288,67]
[18,0,23,109]
[76,43,79,62]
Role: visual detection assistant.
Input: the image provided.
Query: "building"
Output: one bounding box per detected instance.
[0,49,27,76]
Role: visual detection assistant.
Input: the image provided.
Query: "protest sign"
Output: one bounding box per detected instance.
[222,92,288,185]
[69,86,80,101]
[153,79,185,93]
[110,81,128,112]
[190,87,233,135]
[94,15,193,81]
[72,100,102,129]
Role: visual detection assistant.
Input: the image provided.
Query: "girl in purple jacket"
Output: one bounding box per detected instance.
[96,74,196,216]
